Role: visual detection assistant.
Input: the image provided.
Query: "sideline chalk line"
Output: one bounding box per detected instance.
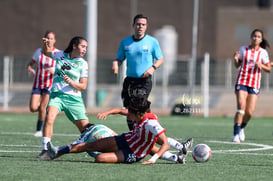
[0,132,273,155]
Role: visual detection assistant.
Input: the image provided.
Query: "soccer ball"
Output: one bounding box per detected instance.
[192,144,211,163]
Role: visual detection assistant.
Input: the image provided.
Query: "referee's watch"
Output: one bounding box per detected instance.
[152,65,157,70]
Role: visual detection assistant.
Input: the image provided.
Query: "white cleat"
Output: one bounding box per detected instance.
[239,129,245,142]
[34,131,42,137]
[232,134,240,143]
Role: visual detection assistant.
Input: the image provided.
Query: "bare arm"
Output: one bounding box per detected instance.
[97,108,128,120]
[111,60,122,74]
[27,60,36,75]
[142,132,170,165]
[256,62,271,73]
[143,57,164,77]
[233,51,241,68]
[64,76,87,91]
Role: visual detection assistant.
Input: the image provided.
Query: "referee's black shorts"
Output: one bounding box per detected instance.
[121,76,152,108]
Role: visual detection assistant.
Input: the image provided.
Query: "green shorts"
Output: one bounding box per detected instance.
[72,124,116,157]
[48,92,88,123]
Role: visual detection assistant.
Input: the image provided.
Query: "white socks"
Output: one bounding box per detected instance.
[42,137,51,150]
[168,137,183,150]
[157,138,184,162]
[160,151,177,162]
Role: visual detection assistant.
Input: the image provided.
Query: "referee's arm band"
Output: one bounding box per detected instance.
[152,65,157,70]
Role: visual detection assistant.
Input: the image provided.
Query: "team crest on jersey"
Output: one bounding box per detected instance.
[124,45,131,51]
[142,45,149,52]
[45,58,50,68]
[73,62,79,68]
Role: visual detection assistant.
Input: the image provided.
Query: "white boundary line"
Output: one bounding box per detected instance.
[0,150,39,153]
[206,140,273,156]
[1,132,273,156]
[0,131,78,137]
[208,140,273,153]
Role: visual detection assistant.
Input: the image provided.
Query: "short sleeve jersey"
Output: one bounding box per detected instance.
[51,51,88,97]
[116,35,163,78]
[236,45,270,89]
[31,48,59,89]
[124,112,166,158]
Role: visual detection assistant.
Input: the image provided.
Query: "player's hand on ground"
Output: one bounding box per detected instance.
[141,160,155,165]
[97,112,108,120]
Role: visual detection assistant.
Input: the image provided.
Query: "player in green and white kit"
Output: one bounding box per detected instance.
[39,36,90,158]
[63,123,118,158]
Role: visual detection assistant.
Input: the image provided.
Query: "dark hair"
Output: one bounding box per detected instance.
[251,29,270,49]
[128,96,151,114]
[64,36,87,53]
[44,30,55,38]
[133,14,148,25]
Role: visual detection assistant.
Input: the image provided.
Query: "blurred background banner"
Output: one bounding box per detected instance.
[1,0,273,116]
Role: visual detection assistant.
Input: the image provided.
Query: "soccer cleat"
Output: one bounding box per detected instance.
[239,129,245,142]
[232,134,240,143]
[34,131,42,137]
[181,138,194,155]
[177,151,186,164]
[47,142,57,160]
[38,150,50,160]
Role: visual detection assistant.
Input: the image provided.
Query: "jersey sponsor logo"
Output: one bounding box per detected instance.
[61,63,71,71]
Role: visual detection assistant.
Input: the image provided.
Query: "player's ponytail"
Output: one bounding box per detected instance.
[64,36,87,53]
[260,38,270,49]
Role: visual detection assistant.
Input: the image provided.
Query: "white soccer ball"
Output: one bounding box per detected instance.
[192,144,211,163]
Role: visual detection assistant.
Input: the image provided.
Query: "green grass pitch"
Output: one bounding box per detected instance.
[0,113,273,181]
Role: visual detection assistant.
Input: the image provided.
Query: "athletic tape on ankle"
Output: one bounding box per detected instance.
[148,153,159,163]
[237,109,245,115]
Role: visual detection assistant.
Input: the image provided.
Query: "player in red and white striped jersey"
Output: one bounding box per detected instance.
[45,97,176,164]
[232,29,271,143]
[27,31,59,137]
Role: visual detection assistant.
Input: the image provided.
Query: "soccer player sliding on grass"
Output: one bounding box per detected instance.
[45,97,193,164]
[96,104,193,163]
